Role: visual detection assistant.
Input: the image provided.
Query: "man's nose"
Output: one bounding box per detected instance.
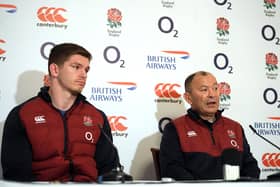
[81,69,87,78]
[208,88,217,96]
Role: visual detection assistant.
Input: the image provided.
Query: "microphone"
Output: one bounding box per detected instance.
[249,125,280,181]
[97,124,133,183]
[249,125,280,151]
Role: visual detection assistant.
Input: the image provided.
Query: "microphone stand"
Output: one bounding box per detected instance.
[249,125,280,181]
[249,125,280,150]
[97,124,133,183]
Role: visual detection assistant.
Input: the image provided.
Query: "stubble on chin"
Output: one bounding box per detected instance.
[70,87,83,96]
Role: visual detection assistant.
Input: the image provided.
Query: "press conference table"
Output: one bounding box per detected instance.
[1,179,280,187]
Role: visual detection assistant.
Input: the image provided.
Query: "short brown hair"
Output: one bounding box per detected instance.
[48,43,92,75]
[184,71,210,92]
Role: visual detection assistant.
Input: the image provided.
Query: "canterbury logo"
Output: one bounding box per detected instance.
[262,153,280,167]
[0,39,6,55]
[37,7,67,23]
[187,130,197,137]
[155,83,181,98]
[34,115,46,124]
[108,116,128,131]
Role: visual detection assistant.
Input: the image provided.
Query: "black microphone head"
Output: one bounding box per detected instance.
[97,124,133,182]
[101,169,133,182]
[249,124,280,151]
[249,125,257,133]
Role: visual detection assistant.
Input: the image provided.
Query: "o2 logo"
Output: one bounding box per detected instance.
[85,131,94,143]
[213,53,233,74]
[263,88,280,108]
[103,46,125,68]
[158,16,178,38]
[214,0,232,10]
[40,42,55,60]
[261,25,280,45]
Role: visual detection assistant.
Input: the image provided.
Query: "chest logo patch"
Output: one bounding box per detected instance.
[83,115,93,126]
[34,115,46,124]
[227,129,236,138]
[187,130,197,137]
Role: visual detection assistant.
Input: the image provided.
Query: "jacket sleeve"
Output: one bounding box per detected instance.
[240,128,260,179]
[94,110,118,176]
[159,123,194,180]
[1,106,34,181]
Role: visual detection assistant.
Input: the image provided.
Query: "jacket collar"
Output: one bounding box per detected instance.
[187,108,224,127]
[38,86,86,105]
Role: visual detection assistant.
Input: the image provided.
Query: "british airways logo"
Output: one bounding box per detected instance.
[0,4,17,13]
[146,50,190,71]
[89,82,137,102]
[34,115,46,124]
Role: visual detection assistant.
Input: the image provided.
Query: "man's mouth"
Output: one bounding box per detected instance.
[76,81,85,87]
[207,101,217,106]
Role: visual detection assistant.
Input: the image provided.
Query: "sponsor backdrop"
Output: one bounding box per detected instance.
[0,0,279,180]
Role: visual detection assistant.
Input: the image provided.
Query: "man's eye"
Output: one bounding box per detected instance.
[72,65,79,69]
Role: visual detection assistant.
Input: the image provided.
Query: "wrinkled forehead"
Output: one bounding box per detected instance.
[192,73,218,87]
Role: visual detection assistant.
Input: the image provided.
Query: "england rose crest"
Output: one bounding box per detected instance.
[216,17,230,37]
[107,8,122,28]
[265,52,278,71]
[218,82,231,102]
[264,0,276,9]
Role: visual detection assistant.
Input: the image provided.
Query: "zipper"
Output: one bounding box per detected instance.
[62,116,68,155]
[54,102,80,181]
[209,126,216,145]
[62,113,74,181]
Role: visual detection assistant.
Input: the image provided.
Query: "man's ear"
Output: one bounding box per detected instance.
[49,63,59,77]
[183,92,192,105]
